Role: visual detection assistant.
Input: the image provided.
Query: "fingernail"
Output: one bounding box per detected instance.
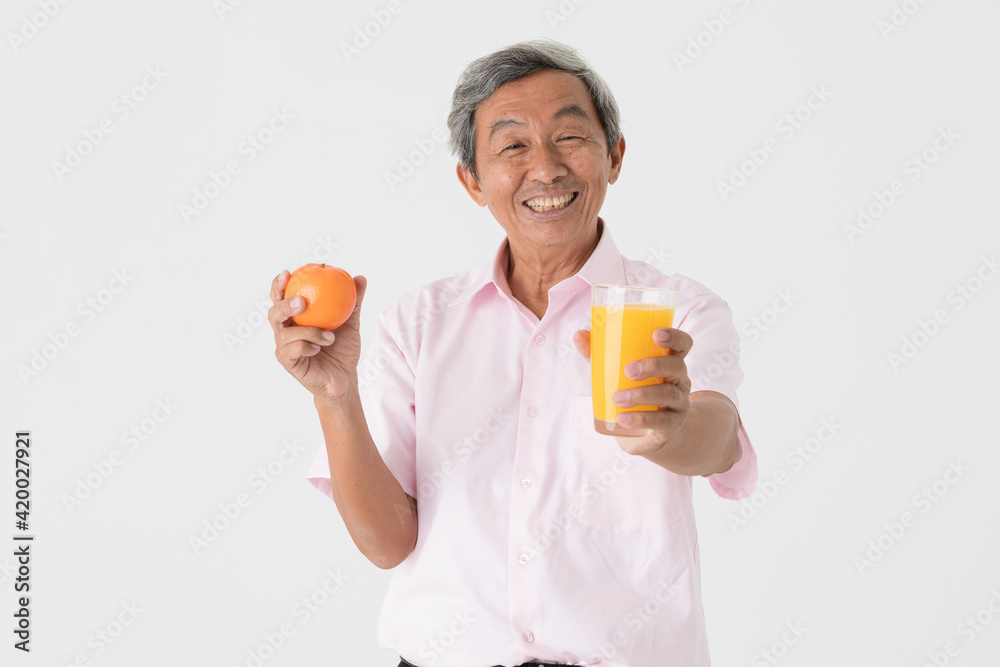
[322,331,335,341]
[625,362,639,378]
[654,329,670,343]
[290,297,303,310]
[618,412,632,424]
[613,390,629,404]
[310,343,319,350]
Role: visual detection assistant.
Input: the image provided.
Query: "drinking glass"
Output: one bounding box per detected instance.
[590,285,678,436]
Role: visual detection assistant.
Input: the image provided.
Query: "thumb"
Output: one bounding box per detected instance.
[342,274,367,328]
[353,274,368,308]
[573,329,591,361]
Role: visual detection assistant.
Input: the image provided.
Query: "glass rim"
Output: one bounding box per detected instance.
[590,284,677,294]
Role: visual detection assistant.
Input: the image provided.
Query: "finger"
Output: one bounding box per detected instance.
[275,339,324,368]
[623,356,691,389]
[279,322,336,347]
[340,274,367,329]
[616,406,687,432]
[652,328,693,358]
[613,382,688,410]
[268,294,307,332]
[572,330,591,360]
[355,274,367,306]
[270,270,290,306]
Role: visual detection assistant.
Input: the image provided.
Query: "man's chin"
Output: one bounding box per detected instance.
[508,214,599,249]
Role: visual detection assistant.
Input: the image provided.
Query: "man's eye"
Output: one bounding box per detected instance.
[560,136,583,141]
[503,143,524,151]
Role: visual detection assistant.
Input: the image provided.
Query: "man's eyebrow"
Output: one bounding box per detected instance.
[487,105,592,141]
[488,118,523,141]
[553,104,590,122]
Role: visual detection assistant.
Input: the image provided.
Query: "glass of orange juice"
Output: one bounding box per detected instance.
[591,285,678,436]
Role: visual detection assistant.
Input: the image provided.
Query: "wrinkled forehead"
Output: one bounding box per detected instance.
[473,69,597,133]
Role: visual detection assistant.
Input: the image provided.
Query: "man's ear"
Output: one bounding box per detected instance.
[456,162,487,207]
[608,135,626,185]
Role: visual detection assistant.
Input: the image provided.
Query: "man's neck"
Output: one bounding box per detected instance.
[504,220,602,319]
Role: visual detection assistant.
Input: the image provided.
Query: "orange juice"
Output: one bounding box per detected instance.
[591,303,675,436]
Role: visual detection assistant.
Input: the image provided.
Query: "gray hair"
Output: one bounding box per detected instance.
[447,39,623,179]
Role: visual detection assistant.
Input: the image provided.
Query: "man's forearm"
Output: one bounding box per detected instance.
[314,383,417,569]
[642,392,740,477]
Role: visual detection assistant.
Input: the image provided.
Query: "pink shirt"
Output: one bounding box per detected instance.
[306,219,757,667]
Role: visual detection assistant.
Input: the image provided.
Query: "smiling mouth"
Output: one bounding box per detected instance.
[524,192,578,213]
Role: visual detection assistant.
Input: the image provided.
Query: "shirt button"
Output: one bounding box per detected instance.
[523,631,535,643]
[527,406,539,417]
[520,478,532,489]
[534,334,546,346]
[518,553,530,565]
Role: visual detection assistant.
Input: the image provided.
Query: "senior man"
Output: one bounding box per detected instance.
[270,40,757,667]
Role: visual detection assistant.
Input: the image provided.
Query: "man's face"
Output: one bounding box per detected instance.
[457,69,625,250]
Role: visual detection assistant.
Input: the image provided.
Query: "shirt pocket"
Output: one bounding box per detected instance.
[563,396,683,536]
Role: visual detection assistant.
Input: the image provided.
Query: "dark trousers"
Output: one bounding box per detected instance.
[399,660,572,667]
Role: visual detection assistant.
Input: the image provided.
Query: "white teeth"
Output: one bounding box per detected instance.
[526,193,575,212]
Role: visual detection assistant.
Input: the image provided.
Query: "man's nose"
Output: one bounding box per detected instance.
[527,142,568,183]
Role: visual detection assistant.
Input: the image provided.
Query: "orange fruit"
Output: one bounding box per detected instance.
[285,263,357,330]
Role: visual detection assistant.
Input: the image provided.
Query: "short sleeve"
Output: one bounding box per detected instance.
[305,307,419,500]
[672,278,758,500]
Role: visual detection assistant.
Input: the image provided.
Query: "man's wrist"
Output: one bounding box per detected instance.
[641,395,739,477]
[313,380,358,415]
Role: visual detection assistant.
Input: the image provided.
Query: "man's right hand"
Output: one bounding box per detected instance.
[268,270,368,402]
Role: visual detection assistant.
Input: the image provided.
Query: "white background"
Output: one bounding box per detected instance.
[2,0,999,665]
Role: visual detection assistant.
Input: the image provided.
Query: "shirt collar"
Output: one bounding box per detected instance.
[449,218,626,307]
